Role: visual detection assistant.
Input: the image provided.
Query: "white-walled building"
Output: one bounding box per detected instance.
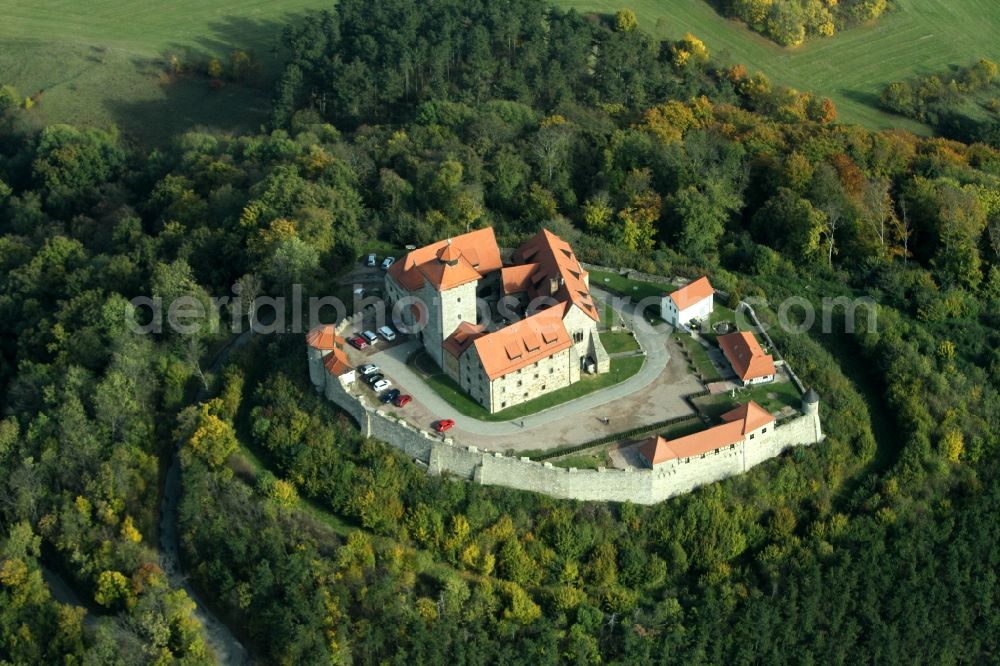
[661,276,714,328]
[385,227,609,413]
[639,400,776,468]
[717,330,775,385]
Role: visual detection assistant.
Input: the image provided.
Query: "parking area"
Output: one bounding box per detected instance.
[336,266,704,453]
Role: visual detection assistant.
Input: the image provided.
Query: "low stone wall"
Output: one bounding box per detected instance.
[313,320,823,505]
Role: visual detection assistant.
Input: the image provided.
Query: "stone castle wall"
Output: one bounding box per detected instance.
[312,321,824,505]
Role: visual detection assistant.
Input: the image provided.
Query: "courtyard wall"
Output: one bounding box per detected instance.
[311,326,823,504]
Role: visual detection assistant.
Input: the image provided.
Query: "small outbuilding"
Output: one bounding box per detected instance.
[661,276,714,328]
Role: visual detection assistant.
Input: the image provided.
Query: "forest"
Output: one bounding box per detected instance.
[1,0,999,663]
[880,58,1000,147]
[708,0,891,46]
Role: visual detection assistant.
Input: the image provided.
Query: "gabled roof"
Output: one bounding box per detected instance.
[669,276,714,311]
[717,331,776,381]
[442,322,488,358]
[471,308,572,380]
[501,264,538,294]
[720,401,775,435]
[387,228,502,292]
[639,400,775,466]
[512,229,600,322]
[306,324,345,350]
[322,347,352,376]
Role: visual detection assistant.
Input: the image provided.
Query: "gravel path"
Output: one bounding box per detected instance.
[356,289,701,452]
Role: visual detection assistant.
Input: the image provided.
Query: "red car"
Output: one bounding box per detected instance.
[393,394,412,407]
[434,419,455,433]
[348,335,368,350]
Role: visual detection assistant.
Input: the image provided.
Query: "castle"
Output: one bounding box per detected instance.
[305,326,824,504]
[384,228,609,413]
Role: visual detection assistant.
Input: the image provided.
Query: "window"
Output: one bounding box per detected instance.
[762,427,767,433]
[457,297,461,303]
[517,380,523,387]
[534,361,538,367]
[501,402,506,408]
[541,385,546,390]
[549,367,554,374]
[457,314,462,320]
[534,374,538,379]
[749,434,755,440]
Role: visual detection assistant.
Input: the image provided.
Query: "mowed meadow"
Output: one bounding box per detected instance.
[558,0,1000,131]
[0,0,323,143]
[2,0,1000,142]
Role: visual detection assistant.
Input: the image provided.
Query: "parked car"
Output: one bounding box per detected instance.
[377,325,396,342]
[393,394,412,407]
[380,256,395,271]
[434,419,456,433]
[348,336,368,350]
[372,379,391,392]
[366,253,377,268]
[380,388,401,404]
[358,364,380,376]
[366,373,384,386]
[362,330,379,344]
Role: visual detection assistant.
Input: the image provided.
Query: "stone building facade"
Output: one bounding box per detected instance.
[385,227,609,413]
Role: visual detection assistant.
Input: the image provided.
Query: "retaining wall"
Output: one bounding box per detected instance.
[312,319,823,505]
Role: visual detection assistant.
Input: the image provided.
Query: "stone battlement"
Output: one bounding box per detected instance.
[307,320,824,504]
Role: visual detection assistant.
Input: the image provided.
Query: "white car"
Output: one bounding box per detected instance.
[380,256,395,270]
[362,330,379,344]
[366,253,377,268]
[359,364,380,376]
[377,325,396,341]
[372,379,391,392]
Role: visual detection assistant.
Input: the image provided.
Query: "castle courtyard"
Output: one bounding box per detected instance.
[341,287,704,453]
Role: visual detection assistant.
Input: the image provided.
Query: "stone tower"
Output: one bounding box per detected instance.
[802,387,823,442]
[421,242,480,368]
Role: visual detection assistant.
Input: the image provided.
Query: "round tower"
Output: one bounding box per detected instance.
[802,387,819,416]
[306,325,338,391]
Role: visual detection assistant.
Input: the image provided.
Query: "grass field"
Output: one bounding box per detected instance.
[413,352,645,422]
[557,0,1000,131]
[1,0,999,141]
[599,330,641,354]
[0,0,325,143]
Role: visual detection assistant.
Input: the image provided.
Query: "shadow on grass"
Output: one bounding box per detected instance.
[104,11,321,145]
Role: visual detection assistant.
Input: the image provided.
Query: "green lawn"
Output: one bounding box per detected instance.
[552,451,607,470]
[0,0,325,143]
[692,379,803,420]
[556,0,1000,131]
[590,270,668,302]
[675,333,723,383]
[2,0,997,140]
[599,331,640,354]
[412,352,645,422]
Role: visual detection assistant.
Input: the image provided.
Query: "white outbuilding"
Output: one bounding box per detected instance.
[661,276,714,328]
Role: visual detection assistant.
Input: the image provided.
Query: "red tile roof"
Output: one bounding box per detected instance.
[322,347,352,376]
[501,264,538,294]
[720,401,774,435]
[387,228,502,292]
[472,308,572,380]
[512,229,600,322]
[306,325,346,350]
[669,276,714,310]
[639,400,775,466]
[717,331,776,382]
[442,322,488,358]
